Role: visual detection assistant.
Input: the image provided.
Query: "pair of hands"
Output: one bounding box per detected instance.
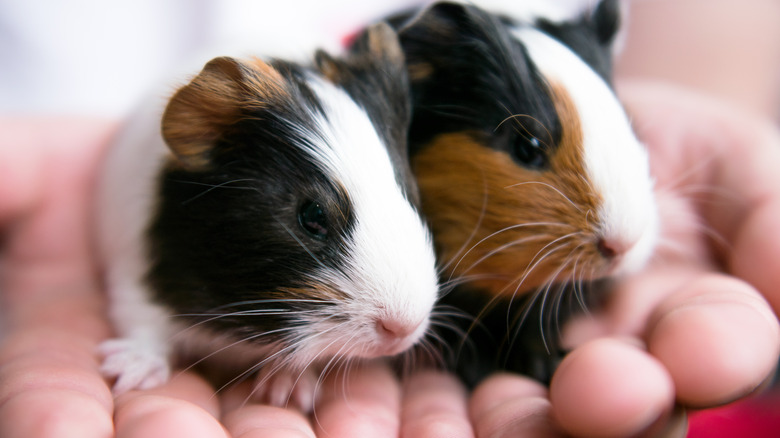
[1,80,778,437]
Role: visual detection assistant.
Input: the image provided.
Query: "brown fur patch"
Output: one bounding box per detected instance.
[279,283,347,302]
[407,62,434,82]
[162,57,288,170]
[413,83,606,296]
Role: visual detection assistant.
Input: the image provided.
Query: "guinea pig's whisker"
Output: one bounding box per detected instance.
[654,153,719,194]
[168,309,313,342]
[438,273,506,297]
[171,309,292,325]
[654,237,691,261]
[428,318,475,366]
[178,327,297,377]
[310,332,359,411]
[459,233,554,278]
[507,256,574,357]
[451,222,570,281]
[577,172,597,198]
[220,322,341,397]
[413,335,446,370]
[672,182,739,206]
[495,112,554,150]
[432,304,477,322]
[282,330,353,410]
[513,253,570,329]
[438,173,489,277]
[504,181,584,214]
[570,258,594,316]
[502,231,581,296]
[277,221,328,270]
[173,178,260,205]
[209,298,327,311]
[425,103,483,122]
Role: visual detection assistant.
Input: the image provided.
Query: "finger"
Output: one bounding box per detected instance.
[312,360,401,438]
[549,338,675,438]
[113,371,227,438]
[646,274,780,406]
[562,266,700,348]
[619,81,780,316]
[0,118,45,226]
[0,327,114,438]
[731,192,780,316]
[470,373,563,437]
[0,261,113,438]
[399,370,473,438]
[223,405,315,438]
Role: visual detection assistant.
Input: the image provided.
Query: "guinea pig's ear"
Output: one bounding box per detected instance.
[590,0,620,45]
[401,1,470,37]
[317,22,407,84]
[349,21,406,73]
[396,2,479,83]
[161,56,285,171]
[313,50,340,83]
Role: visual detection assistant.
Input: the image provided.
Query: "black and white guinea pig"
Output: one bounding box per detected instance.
[395,1,659,383]
[95,23,438,411]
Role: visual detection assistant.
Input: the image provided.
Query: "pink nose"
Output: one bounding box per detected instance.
[376,318,417,340]
[597,237,619,259]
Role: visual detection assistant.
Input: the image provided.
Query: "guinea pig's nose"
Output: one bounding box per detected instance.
[597,237,620,260]
[375,318,417,340]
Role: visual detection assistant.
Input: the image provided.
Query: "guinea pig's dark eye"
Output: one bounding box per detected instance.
[513,136,548,169]
[298,200,328,240]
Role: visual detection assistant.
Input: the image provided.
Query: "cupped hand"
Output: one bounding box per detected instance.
[0,117,480,437]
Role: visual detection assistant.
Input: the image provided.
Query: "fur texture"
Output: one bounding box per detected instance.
[395,0,658,385]
[96,23,438,410]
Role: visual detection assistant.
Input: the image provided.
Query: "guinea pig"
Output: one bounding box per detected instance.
[95,23,439,411]
[395,0,659,384]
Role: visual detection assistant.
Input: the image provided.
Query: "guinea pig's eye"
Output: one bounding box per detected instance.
[513,136,548,169]
[298,200,328,240]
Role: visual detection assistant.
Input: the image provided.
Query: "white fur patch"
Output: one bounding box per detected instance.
[96,74,439,397]
[95,92,176,395]
[289,76,439,366]
[512,26,658,275]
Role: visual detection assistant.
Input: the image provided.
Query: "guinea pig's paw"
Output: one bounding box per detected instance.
[252,367,319,412]
[98,338,170,395]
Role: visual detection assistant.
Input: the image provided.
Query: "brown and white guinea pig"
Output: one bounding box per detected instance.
[394,1,659,383]
[95,23,438,411]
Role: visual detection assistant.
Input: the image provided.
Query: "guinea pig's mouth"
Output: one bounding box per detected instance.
[329,316,430,359]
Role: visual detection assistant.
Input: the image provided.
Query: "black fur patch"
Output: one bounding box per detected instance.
[147,66,355,341]
[145,29,415,344]
[536,0,620,83]
[397,2,563,160]
[396,1,620,384]
[319,25,420,206]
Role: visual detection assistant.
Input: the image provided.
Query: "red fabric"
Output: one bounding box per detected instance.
[687,389,780,437]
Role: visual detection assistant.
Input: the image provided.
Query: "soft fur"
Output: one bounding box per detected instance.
[96,23,439,411]
[395,0,658,384]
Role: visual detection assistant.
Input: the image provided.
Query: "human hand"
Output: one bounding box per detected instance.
[0,117,481,437]
[464,81,780,437]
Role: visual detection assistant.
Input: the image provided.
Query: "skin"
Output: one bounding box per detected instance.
[615,0,780,121]
[1,81,778,437]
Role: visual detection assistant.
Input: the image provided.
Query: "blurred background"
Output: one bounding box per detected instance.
[2,0,778,120]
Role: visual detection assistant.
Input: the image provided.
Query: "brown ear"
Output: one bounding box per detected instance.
[316,22,405,84]
[314,49,341,83]
[161,56,285,170]
[352,22,405,71]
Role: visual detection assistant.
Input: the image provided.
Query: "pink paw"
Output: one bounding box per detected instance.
[99,338,170,395]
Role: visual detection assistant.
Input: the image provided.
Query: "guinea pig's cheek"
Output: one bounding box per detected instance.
[412,134,568,294]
